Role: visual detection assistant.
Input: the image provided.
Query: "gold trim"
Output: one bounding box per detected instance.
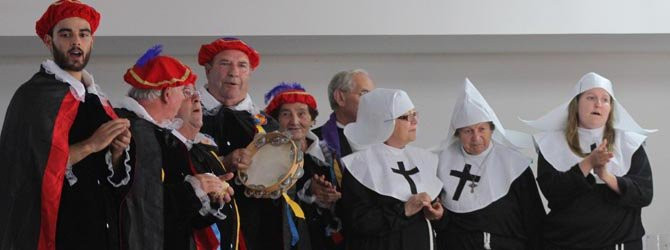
[129,68,191,87]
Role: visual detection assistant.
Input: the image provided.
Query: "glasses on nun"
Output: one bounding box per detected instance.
[397,111,418,122]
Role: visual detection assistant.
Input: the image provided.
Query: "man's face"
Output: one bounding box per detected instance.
[205,50,252,107]
[176,85,202,130]
[45,17,93,72]
[457,122,493,155]
[165,85,188,120]
[337,73,375,122]
[277,102,314,142]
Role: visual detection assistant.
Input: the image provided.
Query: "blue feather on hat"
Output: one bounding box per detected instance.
[136,44,163,67]
[264,82,305,104]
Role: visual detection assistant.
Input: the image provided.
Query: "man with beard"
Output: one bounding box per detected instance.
[198,38,310,250]
[0,1,132,249]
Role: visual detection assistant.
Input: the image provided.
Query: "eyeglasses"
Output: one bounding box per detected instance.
[182,87,200,98]
[397,111,418,121]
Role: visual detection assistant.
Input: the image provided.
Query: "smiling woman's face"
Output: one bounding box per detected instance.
[577,87,612,129]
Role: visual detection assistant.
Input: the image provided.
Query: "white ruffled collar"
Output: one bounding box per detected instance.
[41,59,103,102]
[116,97,182,130]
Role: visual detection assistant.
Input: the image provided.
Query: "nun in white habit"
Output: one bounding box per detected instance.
[435,79,545,250]
[340,88,444,250]
[522,72,655,250]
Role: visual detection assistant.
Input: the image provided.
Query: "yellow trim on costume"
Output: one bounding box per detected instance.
[209,150,227,172]
[277,91,312,97]
[233,199,241,250]
[333,159,343,187]
[129,68,192,87]
[161,169,165,182]
[282,193,305,219]
[255,125,266,134]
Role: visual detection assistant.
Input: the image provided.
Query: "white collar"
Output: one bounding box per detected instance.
[199,85,221,112]
[577,126,604,153]
[42,59,103,102]
[533,129,645,177]
[343,143,443,202]
[116,97,182,130]
[171,130,218,150]
[171,130,191,149]
[200,85,259,115]
[336,121,345,129]
[305,131,326,163]
[461,142,493,167]
[438,141,531,213]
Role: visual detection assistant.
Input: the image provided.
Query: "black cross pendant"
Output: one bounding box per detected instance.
[450,164,481,201]
[391,162,420,194]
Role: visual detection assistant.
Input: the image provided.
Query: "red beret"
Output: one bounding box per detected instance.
[124,45,197,90]
[264,82,317,115]
[198,37,260,70]
[35,0,101,40]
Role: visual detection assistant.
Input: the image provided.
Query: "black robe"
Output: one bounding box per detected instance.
[297,141,345,250]
[341,169,433,250]
[313,125,353,158]
[201,107,310,250]
[536,147,652,250]
[435,168,545,250]
[188,141,241,250]
[0,67,121,250]
[115,109,205,250]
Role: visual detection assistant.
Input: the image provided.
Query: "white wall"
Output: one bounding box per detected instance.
[3,0,670,36]
[1,52,668,234]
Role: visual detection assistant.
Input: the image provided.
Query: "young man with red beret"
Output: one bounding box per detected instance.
[0,1,131,249]
[198,38,310,250]
[114,46,234,250]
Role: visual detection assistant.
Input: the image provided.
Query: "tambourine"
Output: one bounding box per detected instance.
[235,131,304,199]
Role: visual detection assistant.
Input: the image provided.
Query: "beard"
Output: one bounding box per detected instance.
[52,42,91,72]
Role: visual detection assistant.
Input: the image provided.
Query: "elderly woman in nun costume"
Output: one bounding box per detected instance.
[434,79,546,250]
[522,72,655,250]
[340,88,444,250]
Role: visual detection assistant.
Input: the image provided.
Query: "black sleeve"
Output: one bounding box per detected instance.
[536,151,595,210]
[341,170,421,236]
[517,167,546,250]
[609,146,653,208]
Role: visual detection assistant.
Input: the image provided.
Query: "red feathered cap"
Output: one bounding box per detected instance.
[198,37,260,69]
[264,82,317,115]
[124,45,197,90]
[35,0,101,40]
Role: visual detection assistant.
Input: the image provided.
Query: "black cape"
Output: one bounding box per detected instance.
[201,107,310,250]
[115,109,205,250]
[0,67,121,250]
[297,141,345,250]
[188,141,241,250]
[537,146,652,250]
[340,169,433,250]
[435,168,545,250]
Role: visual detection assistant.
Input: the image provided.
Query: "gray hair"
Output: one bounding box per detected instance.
[327,69,369,110]
[128,87,162,101]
